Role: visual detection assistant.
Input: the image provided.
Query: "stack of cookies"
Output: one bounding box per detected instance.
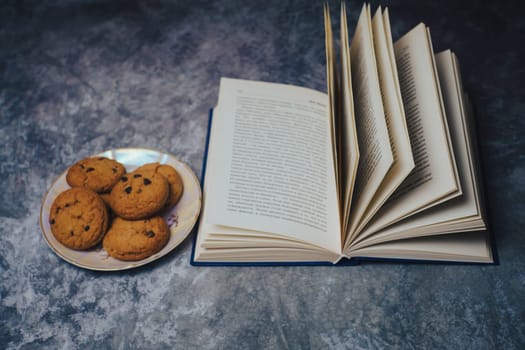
[48,157,184,261]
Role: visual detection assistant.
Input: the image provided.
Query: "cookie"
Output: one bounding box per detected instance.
[66,157,126,193]
[102,216,170,261]
[109,171,169,219]
[49,187,109,250]
[135,162,184,210]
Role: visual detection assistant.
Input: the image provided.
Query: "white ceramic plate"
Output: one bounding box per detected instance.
[40,148,202,271]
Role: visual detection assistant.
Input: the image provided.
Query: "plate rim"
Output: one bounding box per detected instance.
[39,147,202,271]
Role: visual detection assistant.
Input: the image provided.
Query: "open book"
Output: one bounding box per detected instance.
[191,3,493,265]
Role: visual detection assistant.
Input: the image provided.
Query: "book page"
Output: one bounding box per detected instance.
[347,4,394,238]
[382,9,405,119]
[347,7,414,243]
[358,23,460,238]
[203,78,341,255]
[324,3,340,197]
[339,3,360,239]
[350,50,486,249]
[455,54,488,223]
[349,231,492,263]
[195,195,342,263]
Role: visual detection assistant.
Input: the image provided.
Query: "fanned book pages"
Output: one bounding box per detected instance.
[191,3,493,265]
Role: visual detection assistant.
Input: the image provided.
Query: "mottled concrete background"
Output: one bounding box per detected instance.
[1,0,524,349]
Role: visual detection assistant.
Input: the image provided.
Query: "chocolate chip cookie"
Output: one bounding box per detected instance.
[109,171,169,219]
[102,216,170,261]
[49,187,109,250]
[66,157,126,193]
[135,162,184,210]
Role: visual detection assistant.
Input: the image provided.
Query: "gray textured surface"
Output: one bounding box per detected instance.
[1,0,524,349]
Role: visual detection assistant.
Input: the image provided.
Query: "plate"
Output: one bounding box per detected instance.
[39,148,202,271]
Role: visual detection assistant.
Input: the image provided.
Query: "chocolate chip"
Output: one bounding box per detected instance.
[133,174,142,178]
[86,167,95,172]
[79,164,85,169]
[70,231,74,236]
[121,176,128,182]
[143,178,152,185]
[145,231,155,238]
[112,168,117,173]
[49,219,55,225]
[84,225,90,231]
[98,157,105,160]
[65,203,70,208]
[124,186,132,194]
